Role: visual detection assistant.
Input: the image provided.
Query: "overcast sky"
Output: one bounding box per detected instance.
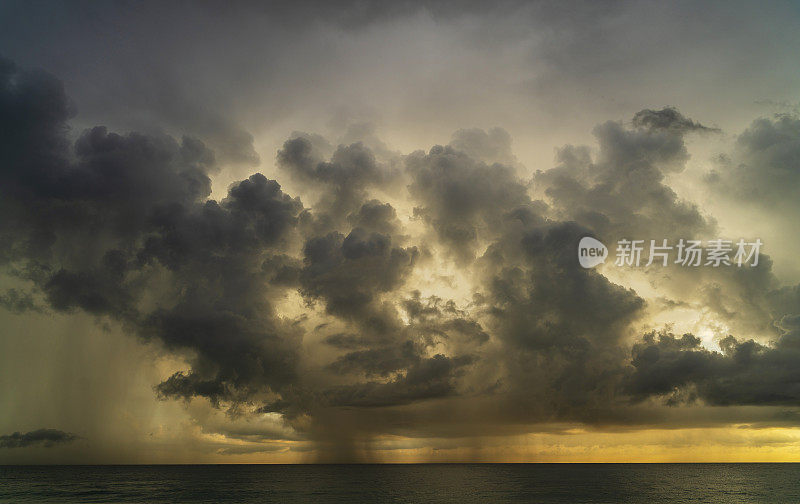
[2,0,800,463]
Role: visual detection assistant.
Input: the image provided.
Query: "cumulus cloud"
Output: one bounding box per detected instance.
[277,137,401,228]
[707,113,800,203]
[531,108,800,340]
[535,108,715,240]
[627,316,800,407]
[0,58,304,410]
[448,127,519,167]
[406,144,533,263]
[4,55,800,462]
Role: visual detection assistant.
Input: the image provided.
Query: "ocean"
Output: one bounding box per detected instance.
[2,463,799,503]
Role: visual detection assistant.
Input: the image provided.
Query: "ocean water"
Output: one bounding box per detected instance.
[2,463,800,503]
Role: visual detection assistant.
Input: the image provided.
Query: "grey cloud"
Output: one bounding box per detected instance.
[0,429,78,449]
[403,291,490,346]
[627,320,800,407]
[405,128,647,423]
[404,117,799,426]
[0,288,42,314]
[708,113,800,203]
[448,127,518,166]
[7,54,800,461]
[536,110,714,242]
[323,332,372,350]
[485,221,645,351]
[327,342,417,377]
[278,138,401,226]
[476,221,645,423]
[406,144,533,263]
[300,228,418,320]
[1,58,473,436]
[0,60,305,410]
[347,200,401,235]
[278,139,387,187]
[535,108,796,339]
[530,110,785,336]
[339,123,398,161]
[632,107,720,133]
[298,226,426,383]
[324,354,473,408]
[702,112,800,332]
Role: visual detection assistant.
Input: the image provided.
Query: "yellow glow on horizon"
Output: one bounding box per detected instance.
[159,426,800,464]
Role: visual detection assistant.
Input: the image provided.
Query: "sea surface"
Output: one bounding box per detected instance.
[2,463,800,503]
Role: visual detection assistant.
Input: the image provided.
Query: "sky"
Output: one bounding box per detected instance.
[2,0,800,463]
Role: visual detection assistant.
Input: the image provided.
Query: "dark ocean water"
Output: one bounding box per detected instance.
[2,463,800,503]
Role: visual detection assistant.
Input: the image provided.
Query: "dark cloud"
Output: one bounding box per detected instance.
[347,200,401,235]
[475,220,645,423]
[406,144,533,263]
[535,109,714,242]
[0,429,78,449]
[0,59,475,453]
[627,317,800,407]
[299,228,418,320]
[5,54,800,462]
[530,109,793,338]
[632,107,720,133]
[402,128,650,423]
[278,137,402,229]
[0,59,304,410]
[324,354,473,407]
[278,139,388,187]
[403,290,490,347]
[0,288,42,314]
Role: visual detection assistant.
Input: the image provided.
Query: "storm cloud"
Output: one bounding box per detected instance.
[2,17,800,462]
[627,315,800,407]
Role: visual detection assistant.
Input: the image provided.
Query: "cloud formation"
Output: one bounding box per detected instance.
[2,55,800,461]
[0,429,78,449]
[627,315,800,407]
